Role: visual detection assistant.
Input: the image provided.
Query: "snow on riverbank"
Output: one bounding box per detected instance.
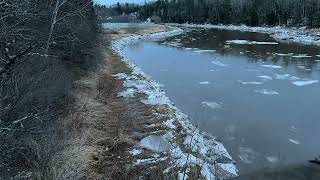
[169,23,320,46]
[112,27,237,179]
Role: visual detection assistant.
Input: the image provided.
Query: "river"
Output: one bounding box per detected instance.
[122,27,320,174]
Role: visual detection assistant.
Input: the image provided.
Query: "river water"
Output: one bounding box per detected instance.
[123,28,320,174]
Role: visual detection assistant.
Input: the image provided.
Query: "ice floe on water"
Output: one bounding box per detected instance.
[238,147,258,164]
[261,64,282,69]
[266,156,279,163]
[201,101,222,110]
[112,27,237,179]
[289,138,301,145]
[212,60,228,67]
[274,53,294,56]
[226,40,279,45]
[254,89,279,95]
[238,80,264,85]
[292,54,313,58]
[170,23,320,46]
[292,80,319,86]
[257,75,273,81]
[194,49,216,53]
[199,81,211,85]
[275,74,300,81]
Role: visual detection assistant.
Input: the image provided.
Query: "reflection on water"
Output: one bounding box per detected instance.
[124,28,320,174]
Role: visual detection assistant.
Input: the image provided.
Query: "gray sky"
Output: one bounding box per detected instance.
[94,0,151,6]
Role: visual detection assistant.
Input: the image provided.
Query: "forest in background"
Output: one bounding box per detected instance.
[0,0,98,179]
[96,0,320,27]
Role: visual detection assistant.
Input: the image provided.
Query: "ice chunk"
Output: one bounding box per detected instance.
[254,89,279,95]
[201,101,222,109]
[292,80,318,86]
[275,53,294,56]
[139,135,173,153]
[292,54,312,58]
[118,88,135,97]
[289,138,301,145]
[194,49,216,53]
[212,60,228,67]
[226,39,279,45]
[217,163,238,176]
[199,81,211,85]
[257,75,273,81]
[238,80,264,85]
[164,119,176,129]
[129,149,142,156]
[266,156,279,163]
[238,147,258,164]
[261,65,282,69]
[275,74,290,80]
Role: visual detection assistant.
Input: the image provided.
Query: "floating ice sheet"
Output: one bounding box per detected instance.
[199,81,211,85]
[254,89,279,95]
[257,75,273,81]
[201,101,222,109]
[238,80,264,85]
[194,49,216,53]
[212,60,228,67]
[292,80,319,86]
[289,138,301,145]
[261,64,282,69]
[226,39,279,45]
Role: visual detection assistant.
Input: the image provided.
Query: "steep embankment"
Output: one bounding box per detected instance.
[60,24,237,179]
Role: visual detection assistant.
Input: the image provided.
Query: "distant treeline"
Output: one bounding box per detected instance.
[94,3,141,21]
[137,0,320,27]
[0,0,98,178]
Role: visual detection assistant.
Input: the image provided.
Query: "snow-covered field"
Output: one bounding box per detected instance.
[112,27,238,179]
[169,23,320,46]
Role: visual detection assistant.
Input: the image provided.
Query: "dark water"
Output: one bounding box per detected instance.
[123,28,320,174]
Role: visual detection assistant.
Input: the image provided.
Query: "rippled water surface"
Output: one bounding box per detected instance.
[123,28,320,173]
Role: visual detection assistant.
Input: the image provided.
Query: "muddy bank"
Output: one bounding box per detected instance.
[51,24,236,179]
[109,25,238,179]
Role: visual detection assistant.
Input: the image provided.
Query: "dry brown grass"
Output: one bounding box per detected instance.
[45,25,178,179]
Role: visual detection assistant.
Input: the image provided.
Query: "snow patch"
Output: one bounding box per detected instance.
[129,149,142,156]
[139,135,173,153]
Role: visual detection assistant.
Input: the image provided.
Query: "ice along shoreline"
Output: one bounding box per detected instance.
[111,26,238,179]
[169,23,320,46]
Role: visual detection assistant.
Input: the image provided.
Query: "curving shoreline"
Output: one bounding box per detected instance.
[111,26,238,179]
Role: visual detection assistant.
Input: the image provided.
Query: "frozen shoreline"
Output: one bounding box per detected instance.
[112,27,238,179]
[169,23,320,46]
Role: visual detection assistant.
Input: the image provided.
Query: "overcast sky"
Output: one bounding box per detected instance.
[94,0,151,6]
